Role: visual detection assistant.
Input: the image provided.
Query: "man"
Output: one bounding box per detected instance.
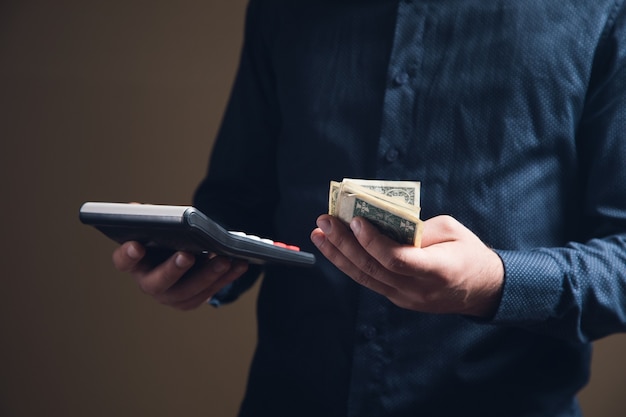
[113,1,626,416]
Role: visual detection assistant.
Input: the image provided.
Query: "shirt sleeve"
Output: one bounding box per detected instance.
[193,0,280,306]
[491,2,626,343]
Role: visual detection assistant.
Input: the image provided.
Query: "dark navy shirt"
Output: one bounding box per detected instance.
[194,1,626,416]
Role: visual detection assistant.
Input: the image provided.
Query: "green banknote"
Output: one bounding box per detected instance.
[329,178,423,246]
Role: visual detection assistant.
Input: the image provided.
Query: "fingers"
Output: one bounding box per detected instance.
[348,216,420,277]
[312,214,440,296]
[312,213,504,316]
[112,241,249,310]
[311,215,397,296]
[112,241,147,273]
[351,215,471,276]
[157,258,248,309]
[134,251,197,297]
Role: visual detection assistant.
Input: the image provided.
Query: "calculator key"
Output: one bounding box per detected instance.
[229,231,299,251]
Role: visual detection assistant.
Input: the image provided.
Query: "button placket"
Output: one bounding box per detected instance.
[362,325,377,340]
[376,3,426,174]
[393,71,410,86]
[385,148,400,163]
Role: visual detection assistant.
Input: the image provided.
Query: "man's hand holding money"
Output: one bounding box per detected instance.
[311,179,504,318]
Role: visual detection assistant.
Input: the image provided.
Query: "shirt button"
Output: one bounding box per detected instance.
[362,325,377,340]
[385,148,400,162]
[393,72,410,86]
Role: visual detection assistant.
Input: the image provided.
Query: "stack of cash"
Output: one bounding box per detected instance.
[328,178,423,246]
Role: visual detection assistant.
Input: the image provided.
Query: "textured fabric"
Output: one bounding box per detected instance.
[194,1,626,416]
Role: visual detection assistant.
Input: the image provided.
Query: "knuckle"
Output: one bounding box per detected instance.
[437,215,458,233]
[387,289,415,311]
[319,242,343,266]
[418,290,436,306]
[361,257,381,277]
[353,269,373,288]
[385,251,409,273]
[357,230,376,251]
[329,229,347,248]
[390,297,411,311]
[417,290,449,313]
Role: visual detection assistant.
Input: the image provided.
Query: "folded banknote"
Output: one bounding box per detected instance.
[328,178,423,246]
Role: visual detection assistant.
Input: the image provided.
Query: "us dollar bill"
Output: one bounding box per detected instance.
[329,178,420,216]
[329,178,423,246]
[341,178,421,207]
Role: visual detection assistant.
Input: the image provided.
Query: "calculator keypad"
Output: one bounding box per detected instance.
[229,231,301,251]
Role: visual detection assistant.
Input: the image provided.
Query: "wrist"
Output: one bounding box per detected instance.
[466,249,505,318]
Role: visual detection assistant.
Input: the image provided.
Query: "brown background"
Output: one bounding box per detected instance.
[1,1,624,416]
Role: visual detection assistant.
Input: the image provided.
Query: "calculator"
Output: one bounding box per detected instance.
[79,202,316,267]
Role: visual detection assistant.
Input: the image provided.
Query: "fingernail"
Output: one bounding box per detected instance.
[175,253,194,269]
[317,218,331,233]
[350,218,361,235]
[127,244,140,259]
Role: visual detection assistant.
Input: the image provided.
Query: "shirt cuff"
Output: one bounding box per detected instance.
[490,249,564,325]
